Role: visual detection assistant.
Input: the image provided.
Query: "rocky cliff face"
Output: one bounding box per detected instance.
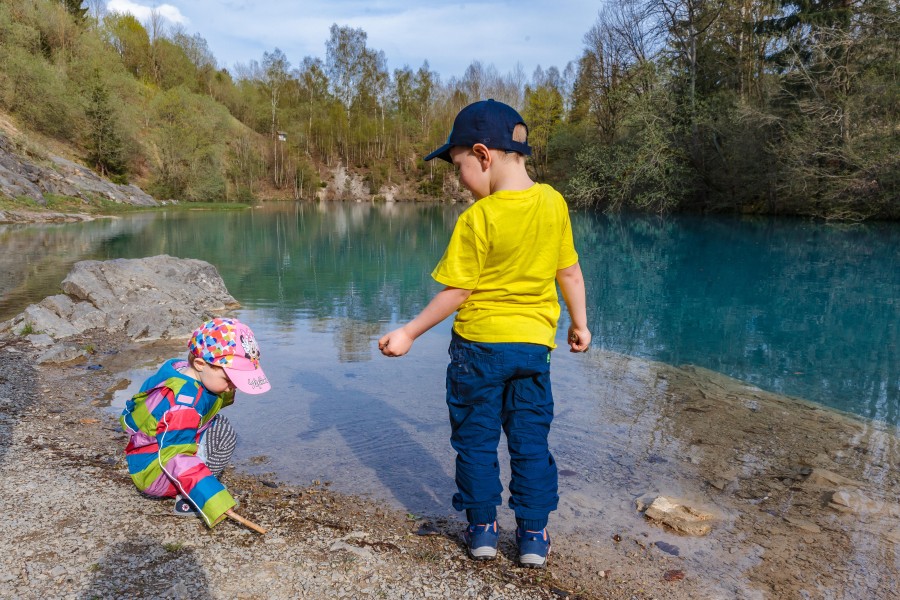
[0,132,157,208]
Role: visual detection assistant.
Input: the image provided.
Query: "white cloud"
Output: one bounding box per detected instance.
[106,0,190,25]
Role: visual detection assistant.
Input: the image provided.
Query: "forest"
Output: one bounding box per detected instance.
[0,0,897,219]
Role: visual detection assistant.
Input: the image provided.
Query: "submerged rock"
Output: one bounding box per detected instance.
[782,515,822,534]
[0,255,238,344]
[805,468,863,488]
[641,495,715,536]
[828,489,888,515]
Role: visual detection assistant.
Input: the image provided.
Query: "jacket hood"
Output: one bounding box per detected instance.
[139,359,196,394]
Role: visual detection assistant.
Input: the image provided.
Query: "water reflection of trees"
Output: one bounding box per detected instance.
[5,206,895,425]
[93,202,463,326]
[576,213,900,424]
[0,215,156,321]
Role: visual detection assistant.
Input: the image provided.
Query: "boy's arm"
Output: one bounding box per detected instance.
[379,286,472,357]
[557,262,592,353]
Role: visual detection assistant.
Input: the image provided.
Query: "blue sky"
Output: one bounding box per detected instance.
[104,1,603,80]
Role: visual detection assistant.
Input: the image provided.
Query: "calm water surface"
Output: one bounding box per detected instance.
[2,204,896,425]
[0,204,897,491]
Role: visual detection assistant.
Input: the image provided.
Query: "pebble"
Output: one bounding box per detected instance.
[49,566,67,577]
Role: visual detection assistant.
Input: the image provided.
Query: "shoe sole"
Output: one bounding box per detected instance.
[173,506,199,516]
[518,543,551,568]
[173,496,199,516]
[518,552,548,568]
[467,547,498,560]
[462,531,498,560]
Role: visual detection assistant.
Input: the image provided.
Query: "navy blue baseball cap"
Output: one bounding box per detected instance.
[424,99,532,163]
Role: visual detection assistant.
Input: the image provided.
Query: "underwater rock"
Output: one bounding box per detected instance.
[642,496,715,536]
[783,515,822,534]
[828,489,885,515]
[805,468,863,488]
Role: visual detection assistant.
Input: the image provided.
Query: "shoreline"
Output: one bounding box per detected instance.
[0,332,711,600]
[0,208,107,224]
[2,331,898,598]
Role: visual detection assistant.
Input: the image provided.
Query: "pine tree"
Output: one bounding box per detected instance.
[84,79,127,179]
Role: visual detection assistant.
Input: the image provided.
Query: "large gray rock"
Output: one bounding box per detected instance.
[0,255,239,341]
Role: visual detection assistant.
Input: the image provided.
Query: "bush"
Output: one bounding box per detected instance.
[149,87,229,201]
[0,47,77,138]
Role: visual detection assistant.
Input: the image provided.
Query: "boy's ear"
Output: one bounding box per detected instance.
[472,143,492,168]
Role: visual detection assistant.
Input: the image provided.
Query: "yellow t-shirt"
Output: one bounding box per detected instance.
[432,183,579,348]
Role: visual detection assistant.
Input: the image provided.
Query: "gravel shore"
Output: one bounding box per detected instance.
[3,329,898,599]
[0,333,705,600]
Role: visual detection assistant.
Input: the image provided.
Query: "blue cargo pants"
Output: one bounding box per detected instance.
[446,333,559,531]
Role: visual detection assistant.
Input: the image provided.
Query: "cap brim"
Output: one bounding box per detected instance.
[424,143,452,163]
[224,365,271,395]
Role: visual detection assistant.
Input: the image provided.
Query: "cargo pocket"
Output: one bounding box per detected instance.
[447,342,494,407]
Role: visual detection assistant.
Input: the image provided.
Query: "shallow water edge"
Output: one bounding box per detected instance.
[103,330,900,599]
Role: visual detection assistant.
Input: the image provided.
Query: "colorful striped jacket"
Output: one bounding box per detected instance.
[120,359,236,527]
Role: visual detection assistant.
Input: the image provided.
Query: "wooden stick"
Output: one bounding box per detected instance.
[225,508,267,534]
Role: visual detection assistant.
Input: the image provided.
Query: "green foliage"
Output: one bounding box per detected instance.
[568,87,690,213]
[225,134,265,201]
[563,0,898,219]
[154,38,200,91]
[691,94,780,213]
[148,87,228,201]
[523,84,564,180]
[0,46,76,137]
[0,0,895,219]
[416,176,443,198]
[325,24,386,112]
[545,121,592,184]
[103,13,151,79]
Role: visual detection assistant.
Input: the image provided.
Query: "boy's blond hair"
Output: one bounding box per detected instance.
[512,123,528,144]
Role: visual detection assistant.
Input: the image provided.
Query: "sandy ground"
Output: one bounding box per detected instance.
[1,331,899,599]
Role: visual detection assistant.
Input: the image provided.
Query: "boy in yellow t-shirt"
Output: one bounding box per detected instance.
[379,99,590,568]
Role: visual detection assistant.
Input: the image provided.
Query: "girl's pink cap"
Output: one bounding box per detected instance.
[188,317,271,395]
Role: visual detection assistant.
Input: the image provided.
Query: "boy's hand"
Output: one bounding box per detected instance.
[379,327,414,357]
[567,326,591,353]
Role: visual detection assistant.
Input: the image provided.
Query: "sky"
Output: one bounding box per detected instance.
[103,0,603,81]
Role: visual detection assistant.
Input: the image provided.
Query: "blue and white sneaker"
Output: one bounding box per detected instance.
[516,527,551,568]
[173,495,199,516]
[463,522,499,560]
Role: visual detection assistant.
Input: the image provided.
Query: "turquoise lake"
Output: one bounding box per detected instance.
[2,203,896,426]
[1,203,898,526]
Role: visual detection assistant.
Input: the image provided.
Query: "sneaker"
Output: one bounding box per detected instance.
[463,522,499,560]
[517,527,551,568]
[173,495,199,516]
